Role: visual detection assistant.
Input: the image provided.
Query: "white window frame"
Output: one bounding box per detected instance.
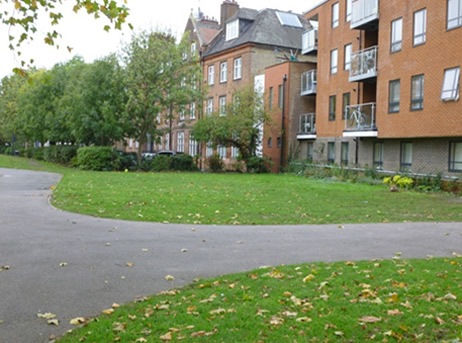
[391,18,403,53]
[234,57,242,80]
[220,61,227,83]
[226,19,239,41]
[190,102,196,120]
[179,106,185,121]
[206,98,214,115]
[177,132,184,153]
[441,67,460,101]
[218,145,227,159]
[344,44,352,71]
[206,141,213,157]
[413,8,427,46]
[189,135,198,156]
[332,2,339,28]
[219,96,226,116]
[346,0,352,22]
[448,0,462,30]
[191,42,196,56]
[208,65,214,85]
[330,49,338,74]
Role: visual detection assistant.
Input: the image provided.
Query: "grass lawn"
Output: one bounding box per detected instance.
[57,257,462,342]
[1,155,461,225]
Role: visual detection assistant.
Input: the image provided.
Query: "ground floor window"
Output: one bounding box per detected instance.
[373,142,384,169]
[218,145,227,159]
[177,132,184,153]
[341,142,349,165]
[327,142,335,164]
[449,141,462,172]
[400,141,413,171]
[189,135,198,156]
[206,141,213,157]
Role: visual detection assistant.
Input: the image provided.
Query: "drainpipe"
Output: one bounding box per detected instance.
[355,30,363,166]
[280,74,287,173]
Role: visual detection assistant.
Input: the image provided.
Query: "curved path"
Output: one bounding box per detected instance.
[0,168,461,343]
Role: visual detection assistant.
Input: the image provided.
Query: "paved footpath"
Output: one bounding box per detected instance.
[0,168,461,343]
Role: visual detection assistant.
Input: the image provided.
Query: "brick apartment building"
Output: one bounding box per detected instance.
[298,0,462,177]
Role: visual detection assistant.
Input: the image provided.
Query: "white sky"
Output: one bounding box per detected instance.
[0,0,321,79]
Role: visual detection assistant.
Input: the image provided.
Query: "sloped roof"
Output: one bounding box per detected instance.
[196,21,220,45]
[204,8,310,57]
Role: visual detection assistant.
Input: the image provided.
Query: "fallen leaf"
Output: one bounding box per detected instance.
[37,313,56,320]
[296,317,312,322]
[334,331,344,336]
[70,317,86,325]
[435,316,445,325]
[159,332,172,341]
[181,249,188,252]
[303,274,315,282]
[444,293,457,300]
[282,311,298,317]
[270,316,284,325]
[126,262,134,267]
[165,275,175,281]
[47,319,59,326]
[388,309,404,316]
[359,316,382,323]
[209,308,226,315]
[59,262,67,267]
[102,308,114,315]
[112,303,120,308]
[142,248,149,252]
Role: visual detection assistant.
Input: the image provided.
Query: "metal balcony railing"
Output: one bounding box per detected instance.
[344,103,377,136]
[349,46,378,82]
[351,0,379,29]
[301,70,317,96]
[298,113,316,136]
[302,27,318,54]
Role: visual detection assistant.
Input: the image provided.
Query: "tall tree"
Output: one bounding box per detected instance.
[192,85,269,165]
[123,30,204,164]
[0,73,26,146]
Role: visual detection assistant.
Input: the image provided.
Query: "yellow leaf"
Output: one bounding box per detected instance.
[37,313,56,319]
[112,303,120,308]
[296,317,312,322]
[102,308,114,315]
[435,316,445,325]
[388,309,404,316]
[70,317,86,325]
[303,274,315,282]
[165,275,175,281]
[47,319,59,326]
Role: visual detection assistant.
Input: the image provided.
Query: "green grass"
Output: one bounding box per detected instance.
[57,257,462,342]
[1,155,461,225]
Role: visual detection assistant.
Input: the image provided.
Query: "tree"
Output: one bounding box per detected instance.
[67,54,130,146]
[0,73,26,147]
[191,85,269,166]
[123,30,204,165]
[0,0,131,74]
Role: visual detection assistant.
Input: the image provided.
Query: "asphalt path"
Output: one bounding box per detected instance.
[0,168,461,343]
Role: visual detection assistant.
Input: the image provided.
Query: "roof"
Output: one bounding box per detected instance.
[204,8,310,57]
[196,21,220,45]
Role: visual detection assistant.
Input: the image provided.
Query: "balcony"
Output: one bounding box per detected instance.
[349,46,378,82]
[302,24,318,54]
[297,113,316,139]
[301,70,317,96]
[351,0,379,30]
[343,103,377,137]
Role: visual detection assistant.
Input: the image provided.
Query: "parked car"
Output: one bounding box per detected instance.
[156,150,177,156]
[142,152,156,159]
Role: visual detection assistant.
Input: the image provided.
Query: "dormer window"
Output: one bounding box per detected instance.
[226,19,239,41]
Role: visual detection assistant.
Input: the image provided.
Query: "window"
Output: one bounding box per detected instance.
[448,0,462,30]
[190,102,196,120]
[413,8,426,46]
[218,145,227,159]
[330,49,338,74]
[277,137,282,148]
[307,142,314,161]
[206,98,214,115]
[449,141,462,172]
[177,132,184,153]
[278,85,283,108]
[400,142,413,171]
[191,42,196,56]
[391,18,403,53]
[219,96,226,116]
[189,135,198,156]
[388,79,400,113]
[182,50,188,60]
[341,142,349,165]
[441,67,460,101]
[373,142,384,169]
[411,74,424,111]
[268,137,272,148]
[206,141,213,157]
[342,92,350,120]
[179,106,185,121]
[276,11,303,27]
[332,2,339,28]
[208,65,214,85]
[233,58,242,80]
[231,133,239,158]
[128,138,133,149]
[346,0,352,22]
[226,19,239,41]
[327,142,335,164]
[135,141,139,149]
[220,61,227,83]
[344,44,352,71]
[268,87,273,110]
[329,95,336,121]
[165,133,170,150]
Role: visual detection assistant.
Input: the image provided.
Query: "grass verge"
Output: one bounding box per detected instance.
[57,256,462,342]
[1,155,461,225]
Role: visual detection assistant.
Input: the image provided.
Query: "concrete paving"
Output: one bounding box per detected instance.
[0,167,461,343]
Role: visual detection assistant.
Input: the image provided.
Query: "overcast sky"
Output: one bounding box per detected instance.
[0,0,321,79]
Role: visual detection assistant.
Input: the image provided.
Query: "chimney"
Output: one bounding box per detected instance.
[220,0,239,28]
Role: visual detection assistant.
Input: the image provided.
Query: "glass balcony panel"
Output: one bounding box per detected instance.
[344,103,377,137]
[349,46,378,82]
[351,0,379,29]
[302,27,318,54]
[298,113,316,137]
[301,70,317,95]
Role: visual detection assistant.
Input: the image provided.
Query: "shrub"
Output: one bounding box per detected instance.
[151,155,172,172]
[118,152,138,171]
[76,146,120,171]
[207,154,224,173]
[383,175,414,190]
[171,154,198,171]
[246,156,272,174]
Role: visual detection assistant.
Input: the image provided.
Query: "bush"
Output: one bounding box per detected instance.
[76,146,120,171]
[207,154,224,173]
[151,155,172,172]
[171,154,198,171]
[24,146,78,164]
[246,156,272,173]
[119,152,138,171]
[383,175,414,190]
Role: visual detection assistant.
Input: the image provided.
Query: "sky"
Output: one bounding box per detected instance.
[0,0,322,79]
